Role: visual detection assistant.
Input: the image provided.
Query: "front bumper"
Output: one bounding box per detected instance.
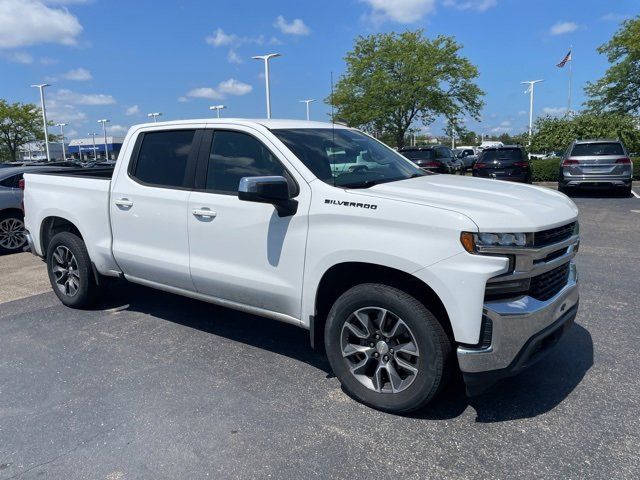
[458,261,579,395]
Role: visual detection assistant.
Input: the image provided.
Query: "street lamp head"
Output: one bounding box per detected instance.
[300,99,315,104]
[55,122,67,127]
[31,83,51,88]
[252,53,281,61]
[97,119,110,123]
[147,112,162,117]
[209,105,226,110]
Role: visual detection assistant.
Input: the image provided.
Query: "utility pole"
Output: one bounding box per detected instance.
[31,84,51,161]
[88,133,98,160]
[209,105,227,118]
[97,119,110,160]
[252,53,281,118]
[147,112,162,122]
[521,80,544,143]
[56,123,67,160]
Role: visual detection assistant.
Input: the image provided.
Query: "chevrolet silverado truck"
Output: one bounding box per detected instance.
[23,119,580,413]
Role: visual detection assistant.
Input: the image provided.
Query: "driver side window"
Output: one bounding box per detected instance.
[206,130,288,194]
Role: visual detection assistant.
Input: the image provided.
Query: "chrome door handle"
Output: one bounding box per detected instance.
[114,198,133,208]
[192,208,217,218]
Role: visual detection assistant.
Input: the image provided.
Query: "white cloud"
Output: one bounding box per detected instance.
[443,0,497,12]
[184,79,252,101]
[205,28,236,47]
[4,51,33,64]
[273,15,310,35]
[0,0,83,49]
[107,124,129,135]
[361,0,436,24]
[543,106,567,116]
[46,99,87,124]
[125,105,140,116]
[227,49,243,64]
[549,21,578,36]
[518,110,527,116]
[53,89,116,105]
[61,67,92,81]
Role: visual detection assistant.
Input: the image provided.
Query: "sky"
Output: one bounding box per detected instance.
[0,0,637,140]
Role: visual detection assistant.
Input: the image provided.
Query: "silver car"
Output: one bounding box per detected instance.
[0,166,59,254]
[558,139,633,196]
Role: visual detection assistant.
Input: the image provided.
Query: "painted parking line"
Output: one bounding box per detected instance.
[631,189,640,199]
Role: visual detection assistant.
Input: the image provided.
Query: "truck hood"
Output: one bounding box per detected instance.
[351,174,578,232]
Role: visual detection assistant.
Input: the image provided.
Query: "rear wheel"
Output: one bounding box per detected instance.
[324,283,451,413]
[0,211,26,254]
[46,232,98,308]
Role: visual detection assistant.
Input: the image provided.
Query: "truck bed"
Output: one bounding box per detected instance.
[23,168,120,275]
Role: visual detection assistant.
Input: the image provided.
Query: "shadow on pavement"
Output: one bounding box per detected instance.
[564,188,633,199]
[95,281,593,423]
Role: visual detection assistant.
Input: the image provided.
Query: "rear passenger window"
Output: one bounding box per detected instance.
[132,130,196,188]
[206,130,287,194]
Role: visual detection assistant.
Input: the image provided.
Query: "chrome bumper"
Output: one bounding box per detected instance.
[457,261,579,374]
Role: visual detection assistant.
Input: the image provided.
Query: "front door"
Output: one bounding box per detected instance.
[187,127,309,320]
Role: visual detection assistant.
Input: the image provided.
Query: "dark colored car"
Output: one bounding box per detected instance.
[472,146,532,183]
[399,145,463,174]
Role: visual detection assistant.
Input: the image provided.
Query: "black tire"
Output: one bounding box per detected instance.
[558,184,571,196]
[621,185,633,197]
[324,283,451,414]
[46,232,98,308]
[0,211,27,255]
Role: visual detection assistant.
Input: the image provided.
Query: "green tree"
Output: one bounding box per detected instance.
[585,16,640,114]
[530,112,640,153]
[0,100,47,162]
[329,30,484,149]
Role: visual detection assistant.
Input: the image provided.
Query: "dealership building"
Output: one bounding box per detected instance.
[68,136,125,161]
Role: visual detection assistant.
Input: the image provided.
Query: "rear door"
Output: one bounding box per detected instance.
[187,125,310,320]
[110,126,204,290]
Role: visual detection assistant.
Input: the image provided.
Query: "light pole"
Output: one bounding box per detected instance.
[147,112,162,122]
[209,105,226,118]
[88,133,98,160]
[521,79,544,142]
[299,99,315,121]
[252,53,280,119]
[97,119,110,160]
[31,84,51,161]
[56,123,67,160]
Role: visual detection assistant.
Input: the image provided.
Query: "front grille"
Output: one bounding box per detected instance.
[534,222,575,248]
[529,263,570,301]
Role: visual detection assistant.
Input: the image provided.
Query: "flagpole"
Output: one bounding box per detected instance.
[568,46,573,114]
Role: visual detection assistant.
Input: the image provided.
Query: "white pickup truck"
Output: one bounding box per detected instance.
[24,119,580,413]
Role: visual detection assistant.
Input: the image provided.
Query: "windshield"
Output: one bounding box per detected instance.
[571,142,624,156]
[272,128,425,188]
[481,148,523,162]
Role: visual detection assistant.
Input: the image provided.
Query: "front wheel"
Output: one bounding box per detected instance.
[46,232,98,308]
[324,284,451,413]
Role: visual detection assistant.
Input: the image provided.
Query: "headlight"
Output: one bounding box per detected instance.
[460,231,532,253]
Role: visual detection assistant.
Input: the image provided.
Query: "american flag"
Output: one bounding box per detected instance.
[557,50,572,68]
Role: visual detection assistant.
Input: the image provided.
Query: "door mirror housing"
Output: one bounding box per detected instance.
[238,176,298,217]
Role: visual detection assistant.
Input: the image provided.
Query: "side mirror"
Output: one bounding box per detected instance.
[238,176,298,217]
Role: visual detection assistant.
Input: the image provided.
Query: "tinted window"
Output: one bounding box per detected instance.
[0,174,21,188]
[206,130,286,193]
[401,150,435,161]
[481,148,523,162]
[435,148,451,159]
[571,142,624,156]
[133,130,196,187]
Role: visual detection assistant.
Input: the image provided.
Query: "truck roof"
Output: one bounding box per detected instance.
[132,118,351,130]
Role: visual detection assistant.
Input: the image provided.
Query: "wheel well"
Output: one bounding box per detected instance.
[40,216,83,256]
[0,208,24,220]
[312,262,453,350]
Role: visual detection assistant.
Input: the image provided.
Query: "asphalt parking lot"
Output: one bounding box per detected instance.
[1,187,639,479]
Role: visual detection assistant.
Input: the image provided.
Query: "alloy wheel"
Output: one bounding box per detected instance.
[0,217,26,251]
[340,307,420,394]
[51,246,80,297]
